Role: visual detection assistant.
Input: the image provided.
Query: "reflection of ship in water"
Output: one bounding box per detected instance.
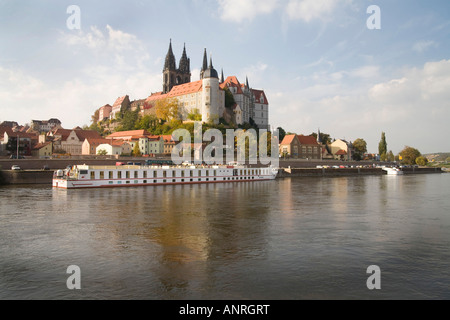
[55,181,274,296]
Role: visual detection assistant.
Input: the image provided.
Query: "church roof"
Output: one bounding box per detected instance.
[221,76,244,94]
[252,89,269,105]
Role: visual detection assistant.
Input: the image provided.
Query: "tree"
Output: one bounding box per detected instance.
[399,146,421,165]
[415,156,428,166]
[311,132,332,145]
[97,149,108,156]
[387,150,395,162]
[155,97,180,122]
[378,132,387,159]
[352,138,367,160]
[277,127,286,142]
[132,141,142,157]
[224,87,236,109]
[136,114,159,131]
[187,108,202,121]
[117,108,140,132]
[91,109,100,125]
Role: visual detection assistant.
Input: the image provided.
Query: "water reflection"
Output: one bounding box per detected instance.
[1,174,450,299]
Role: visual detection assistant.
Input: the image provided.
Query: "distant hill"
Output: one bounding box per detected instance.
[425,153,450,162]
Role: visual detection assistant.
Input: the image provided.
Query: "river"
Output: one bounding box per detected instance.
[0,174,449,300]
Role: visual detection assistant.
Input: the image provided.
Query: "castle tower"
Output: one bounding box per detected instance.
[202,56,220,124]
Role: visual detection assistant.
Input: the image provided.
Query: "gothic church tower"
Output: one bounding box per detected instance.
[163,40,191,94]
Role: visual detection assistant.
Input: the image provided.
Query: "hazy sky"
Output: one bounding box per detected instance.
[1,0,449,154]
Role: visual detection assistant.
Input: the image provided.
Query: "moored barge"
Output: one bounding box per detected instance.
[53,162,278,189]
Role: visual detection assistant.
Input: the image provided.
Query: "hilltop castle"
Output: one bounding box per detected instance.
[103,41,269,129]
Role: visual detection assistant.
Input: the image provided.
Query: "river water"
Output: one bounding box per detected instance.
[0,174,449,300]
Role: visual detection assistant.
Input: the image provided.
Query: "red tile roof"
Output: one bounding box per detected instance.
[113,95,128,108]
[252,89,269,105]
[107,130,151,139]
[280,134,298,145]
[221,76,244,94]
[335,149,347,155]
[297,135,319,146]
[168,80,203,97]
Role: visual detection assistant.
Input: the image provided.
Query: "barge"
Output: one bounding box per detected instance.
[53,162,278,189]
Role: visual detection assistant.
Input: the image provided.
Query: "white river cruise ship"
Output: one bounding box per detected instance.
[53,160,279,189]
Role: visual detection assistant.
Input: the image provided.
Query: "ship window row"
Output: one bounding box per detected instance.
[85,169,268,180]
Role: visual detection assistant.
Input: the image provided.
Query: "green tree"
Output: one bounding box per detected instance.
[378,132,387,159]
[399,146,421,165]
[187,108,202,121]
[352,138,367,160]
[136,114,159,131]
[415,156,428,166]
[117,108,140,132]
[277,127,286,142]
[311,132,332,145]
[224,87,236,109]
[97,149,108,156]
[387,150,395,162]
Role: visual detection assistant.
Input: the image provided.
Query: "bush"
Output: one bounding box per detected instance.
[415,156,428,166]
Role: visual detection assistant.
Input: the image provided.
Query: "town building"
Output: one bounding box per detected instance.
[30,119,62,133]
[48,127,103,155]
[111,95,131,119]
[1,131,37,157]
[32,142,53,159]
[96,140,132,156]
[82,138,113,155]
[279,134,321,159]
[330,139,354,161]
[98,105,112,121]
[105,130,165,156]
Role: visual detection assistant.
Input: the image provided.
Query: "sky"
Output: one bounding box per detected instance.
[0,0,449,154]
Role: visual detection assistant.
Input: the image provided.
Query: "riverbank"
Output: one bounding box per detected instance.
[0,170,54,185]
[0,166,444,186]
[277,166,443,178]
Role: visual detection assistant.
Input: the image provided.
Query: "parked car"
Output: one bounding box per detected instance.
[10,155,25,159]
[11,165,21,171]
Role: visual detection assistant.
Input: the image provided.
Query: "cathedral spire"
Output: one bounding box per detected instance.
[164,39,176,71]
[179,43,190,73]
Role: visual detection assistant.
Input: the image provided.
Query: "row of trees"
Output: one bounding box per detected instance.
[378,132,428,165]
